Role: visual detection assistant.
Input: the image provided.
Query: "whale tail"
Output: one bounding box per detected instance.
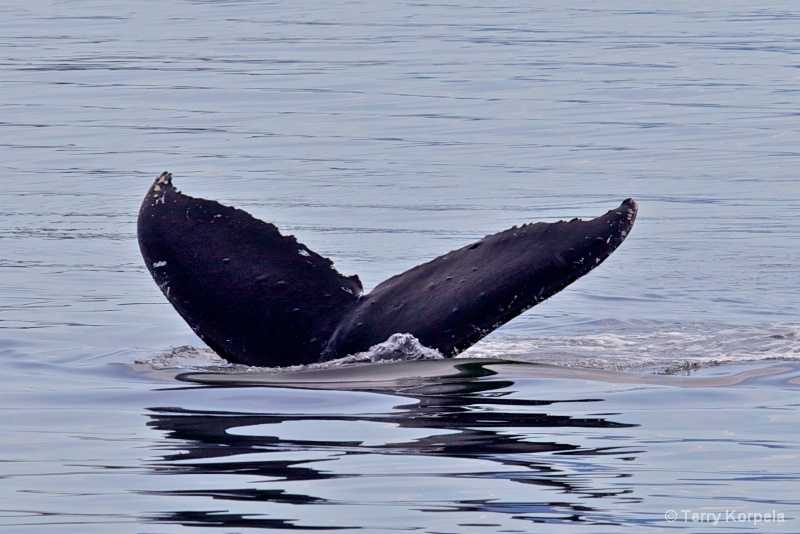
[138,172,637,367]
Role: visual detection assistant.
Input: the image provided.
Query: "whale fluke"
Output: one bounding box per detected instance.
[138,172,637,367]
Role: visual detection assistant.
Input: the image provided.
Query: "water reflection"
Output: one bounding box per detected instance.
[143,376,641,530]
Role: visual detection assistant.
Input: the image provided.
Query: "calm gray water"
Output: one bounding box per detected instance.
[2,1,799,532]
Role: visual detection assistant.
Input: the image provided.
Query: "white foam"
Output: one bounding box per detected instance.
[461,321,800,374]
[336,333,444,364]
[138,333,442,374]
[134,345,227,370]
[270,333,443,372]
[138,323,799,376]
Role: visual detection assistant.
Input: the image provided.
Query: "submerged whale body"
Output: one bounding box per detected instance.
[138,172,637,367]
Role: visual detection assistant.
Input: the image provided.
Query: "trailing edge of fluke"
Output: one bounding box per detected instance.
[138,172,637,367]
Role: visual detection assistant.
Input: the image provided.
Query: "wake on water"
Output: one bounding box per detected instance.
[138,333,443,374]
[137,321,800,377]
[466,320,800,374]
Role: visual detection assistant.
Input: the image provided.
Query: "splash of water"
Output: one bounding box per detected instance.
[137,333,443,373]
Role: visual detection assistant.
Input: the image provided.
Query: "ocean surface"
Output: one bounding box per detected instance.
[1,1,799,532]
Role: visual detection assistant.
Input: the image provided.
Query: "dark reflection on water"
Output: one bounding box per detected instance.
[143,378,641,530]
[153,511,343,531]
